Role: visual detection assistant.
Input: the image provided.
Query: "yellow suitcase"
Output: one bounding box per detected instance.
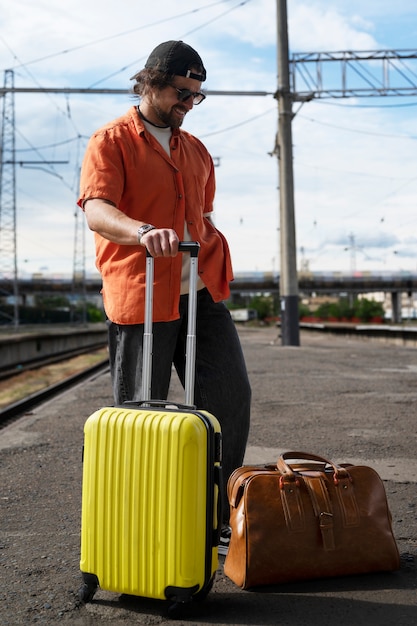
[79,244,222,617]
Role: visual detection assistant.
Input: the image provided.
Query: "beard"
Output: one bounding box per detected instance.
[151,103,187,129]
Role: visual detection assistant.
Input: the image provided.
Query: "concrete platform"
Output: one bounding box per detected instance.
[1,326,416,625]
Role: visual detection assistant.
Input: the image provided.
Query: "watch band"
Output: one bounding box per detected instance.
[137,224,155,244]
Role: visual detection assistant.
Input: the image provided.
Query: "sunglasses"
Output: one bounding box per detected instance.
[171,85,206,105]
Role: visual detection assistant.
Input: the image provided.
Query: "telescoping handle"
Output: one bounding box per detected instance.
[141,241,201,406]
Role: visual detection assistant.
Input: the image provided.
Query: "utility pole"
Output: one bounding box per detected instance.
[276,0,300,346]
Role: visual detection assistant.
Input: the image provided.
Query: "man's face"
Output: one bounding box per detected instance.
[149,76,203,128]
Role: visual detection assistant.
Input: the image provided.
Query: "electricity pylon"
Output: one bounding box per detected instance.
[0,69,18,328]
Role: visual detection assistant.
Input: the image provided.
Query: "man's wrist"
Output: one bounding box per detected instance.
[137,224,156,244]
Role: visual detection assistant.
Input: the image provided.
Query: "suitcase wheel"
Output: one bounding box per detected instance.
[166,575,215,618]
[78,573,99,603]
[192,574,215,603]
[168,601,183,619]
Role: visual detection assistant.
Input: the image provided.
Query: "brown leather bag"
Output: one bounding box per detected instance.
[224,451,400,589]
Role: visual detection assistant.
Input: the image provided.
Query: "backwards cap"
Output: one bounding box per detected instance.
[131,40,206,82]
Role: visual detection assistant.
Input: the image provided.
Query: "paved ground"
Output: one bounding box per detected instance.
[1,326,416,625]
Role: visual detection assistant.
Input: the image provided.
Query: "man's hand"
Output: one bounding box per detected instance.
[141,228,180,257]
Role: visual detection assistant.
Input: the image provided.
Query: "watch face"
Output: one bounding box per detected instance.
[138,225,154,242]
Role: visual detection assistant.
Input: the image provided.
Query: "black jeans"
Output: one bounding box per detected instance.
[107,289,251,521]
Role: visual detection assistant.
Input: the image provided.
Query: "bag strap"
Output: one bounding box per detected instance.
[333,473,360,527]
[278,452,360,528]
[302,473,335,551]
[279,476,305,532]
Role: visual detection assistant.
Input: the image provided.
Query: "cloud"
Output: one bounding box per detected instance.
[331,231,399,249]
[1,1,416,279]
[289,5,377,51]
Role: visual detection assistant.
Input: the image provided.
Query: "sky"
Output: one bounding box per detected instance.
[1,0,417,280]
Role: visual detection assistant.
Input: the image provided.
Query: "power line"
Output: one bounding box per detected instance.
[297,113,417,139]
[313,99,417,109]
[0,0,235,71]
[0,86,273,97]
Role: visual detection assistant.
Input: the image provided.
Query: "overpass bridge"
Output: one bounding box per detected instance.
[230,270,417,323]
[232,270,417,295]
[1,270,416,323]
[5,269,417,293]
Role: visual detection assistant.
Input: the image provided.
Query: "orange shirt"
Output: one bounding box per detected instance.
[77,106,233,324]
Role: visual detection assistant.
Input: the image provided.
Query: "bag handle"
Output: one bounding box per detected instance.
[277,451,351,485]
[278,451,360,528]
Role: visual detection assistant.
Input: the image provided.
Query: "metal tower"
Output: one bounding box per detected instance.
[72,200,87,324]
[0,69,19,328]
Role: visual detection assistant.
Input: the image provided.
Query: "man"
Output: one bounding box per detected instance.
[77,40,251,555]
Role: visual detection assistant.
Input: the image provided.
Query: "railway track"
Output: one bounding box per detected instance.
[0,355,109,428]
[2,321,416,430]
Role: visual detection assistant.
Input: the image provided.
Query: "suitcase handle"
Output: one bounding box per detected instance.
[178,241,200,257]
[124,399,197,410]
[145,241,200,258]
[142,241,200,406]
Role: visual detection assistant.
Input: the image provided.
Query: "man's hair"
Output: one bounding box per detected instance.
[130,68,171,98]
[131,65,204,99]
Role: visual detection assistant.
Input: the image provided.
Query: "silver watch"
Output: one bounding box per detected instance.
[137,224,155,244]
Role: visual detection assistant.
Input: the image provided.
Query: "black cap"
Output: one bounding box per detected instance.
[131,40,206,82]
